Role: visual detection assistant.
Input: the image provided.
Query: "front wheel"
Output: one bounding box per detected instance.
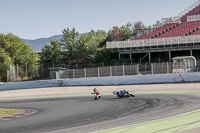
[94,96,100,100]
[130,94,135,97]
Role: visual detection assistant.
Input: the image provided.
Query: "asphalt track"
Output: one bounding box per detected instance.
[1,94,200,133]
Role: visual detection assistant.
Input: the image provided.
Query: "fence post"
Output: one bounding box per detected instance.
[137,64,139,75]
[98,67,100,77]
[9,65,12,81]
[16,64,18,79]
[123,64,125,76]
[110,66,112,76]
[84,68,87,78]
[42,65,44,77]
[151,63,154,75]
[73,69,75,78]
[167,62,169,74]
[7,70,9,82]
[130,63,132,75]
[32,67,34,79]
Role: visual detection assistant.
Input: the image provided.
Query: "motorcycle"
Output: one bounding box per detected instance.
[94,95,101,100]
[91,90,101,100]
[113,91,135,98]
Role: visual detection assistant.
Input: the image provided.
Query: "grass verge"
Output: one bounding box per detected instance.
[97,110,200,133]
[0,109,20,117]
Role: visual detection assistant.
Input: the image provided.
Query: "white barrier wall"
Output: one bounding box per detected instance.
[0,73,200,91]
[0,80,62,91]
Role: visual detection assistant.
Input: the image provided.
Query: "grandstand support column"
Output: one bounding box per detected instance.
[119,53,121,59]
[190,49,193,56]
[169,51,171,61]
[149,52,151,63]
[130,53,132,61]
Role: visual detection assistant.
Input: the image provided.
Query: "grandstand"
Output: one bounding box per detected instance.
[106,0,200,63]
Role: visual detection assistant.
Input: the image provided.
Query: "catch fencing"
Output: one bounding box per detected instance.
[59,62,176,79]
[7,59,200,81]
[7,65,16,82]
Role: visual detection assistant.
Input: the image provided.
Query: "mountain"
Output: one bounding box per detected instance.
[22,35,62,52]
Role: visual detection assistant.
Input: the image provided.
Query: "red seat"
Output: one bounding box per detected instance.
[137,23,179,40]
[157,20,200,38]
[181,5,200,22]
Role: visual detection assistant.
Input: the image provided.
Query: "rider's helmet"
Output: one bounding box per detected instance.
[124,90,129,95]
[93,88,97,92]
[119,90,124,96]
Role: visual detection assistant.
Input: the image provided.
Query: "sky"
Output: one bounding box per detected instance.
[0,0,198,40]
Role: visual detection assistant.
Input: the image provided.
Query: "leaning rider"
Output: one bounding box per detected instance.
[119,90,124,97]
[123,90,130,96]
[92,88,101,98]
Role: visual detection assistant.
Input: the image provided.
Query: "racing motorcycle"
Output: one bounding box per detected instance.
[94,95,101,100]
[113,90,135,98]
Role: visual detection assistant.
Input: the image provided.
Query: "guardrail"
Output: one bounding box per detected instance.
[106,35,200,49]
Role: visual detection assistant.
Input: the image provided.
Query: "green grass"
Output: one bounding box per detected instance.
[0,109,20,117]
[97,110,200,133]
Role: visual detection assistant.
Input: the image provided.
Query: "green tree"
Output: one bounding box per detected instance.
[41,39,63,65]
[60,28,108,66]
[60,28,89,66]
[120,23,133,41]
[60,28,79,61]
[94,46,118,65]
[86,30,108,53]
[85,30,108,62]
[0,48,12,81]
[76,34,88,64]
[0,33,39,81]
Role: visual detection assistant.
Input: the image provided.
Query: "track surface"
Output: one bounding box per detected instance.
[1,94,200,133]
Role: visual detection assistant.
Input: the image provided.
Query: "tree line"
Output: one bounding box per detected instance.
[40,21,163,68]
[0,20,163,81]
[0,33,39,81]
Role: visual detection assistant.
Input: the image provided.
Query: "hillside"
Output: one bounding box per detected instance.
[22,35,62,52]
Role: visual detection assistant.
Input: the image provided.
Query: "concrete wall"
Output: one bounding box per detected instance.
[0,73,200,91]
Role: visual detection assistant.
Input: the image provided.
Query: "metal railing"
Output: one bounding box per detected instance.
[176,0,200,18]
[106,35,200,49]
[59,62,200,79]
[60,61,200,79]
[187,14,200,21]
[6,59,200,81]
